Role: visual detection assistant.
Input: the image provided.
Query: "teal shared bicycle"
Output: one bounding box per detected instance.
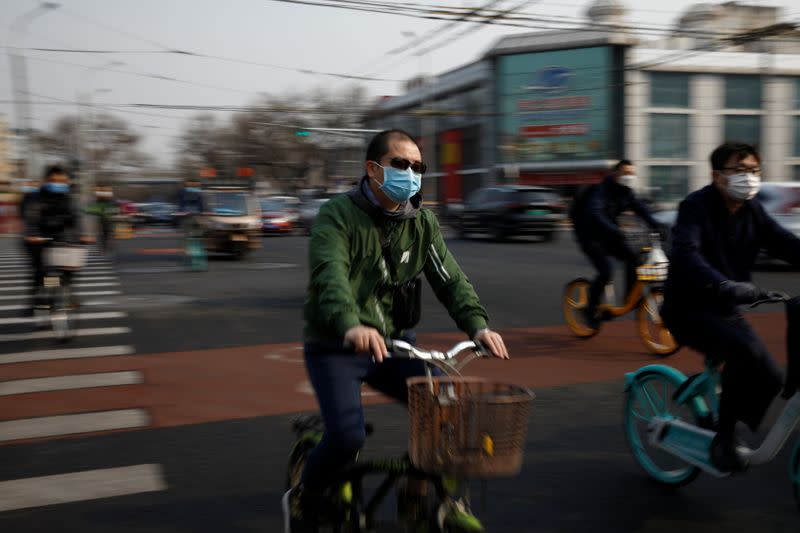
[283,339,535,532]
[623,293,800,506]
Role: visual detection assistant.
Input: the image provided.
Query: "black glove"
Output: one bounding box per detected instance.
[719,280,768,305]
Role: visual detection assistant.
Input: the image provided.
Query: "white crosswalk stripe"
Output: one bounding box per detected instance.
[0,326,132,342]
[0,464,166,512]
[0,371,142,396]
[0,282,120,291]
[0,290,121,300]
[0,243,168,511]
[0,345,135,365]
[0,276,117,284]
[0,299,117,312]
[0,311,127,325]
[0,409,150,442]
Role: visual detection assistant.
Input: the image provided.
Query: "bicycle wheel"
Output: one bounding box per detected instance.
[51,286,76,343]
[623,368,701,486]
[286,438,316,491]
[563,278,599,338]
[637,287,679,356]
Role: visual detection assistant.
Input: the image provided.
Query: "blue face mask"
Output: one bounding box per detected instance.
[45,182,70,194]
[374,165,421,204]
[186,187,201,193]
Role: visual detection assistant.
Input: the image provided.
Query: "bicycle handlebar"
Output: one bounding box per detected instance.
[384,339,488,361]
[749,292,790,308]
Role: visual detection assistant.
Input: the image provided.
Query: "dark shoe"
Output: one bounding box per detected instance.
[710,434,748,473]
[282,486,318,533]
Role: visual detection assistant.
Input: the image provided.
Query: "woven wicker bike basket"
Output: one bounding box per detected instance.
[407,376,534,478]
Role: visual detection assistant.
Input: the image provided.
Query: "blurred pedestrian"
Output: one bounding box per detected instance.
[570,159,664,329]
[86,186,120,255]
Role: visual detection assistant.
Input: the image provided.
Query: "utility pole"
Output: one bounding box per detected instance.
[6,2,60,181]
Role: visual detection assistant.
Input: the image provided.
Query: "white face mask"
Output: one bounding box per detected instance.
[726,173,760,201]
[619,174,637,189]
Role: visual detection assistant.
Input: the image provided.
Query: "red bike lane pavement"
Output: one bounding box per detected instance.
[0,312,789,444]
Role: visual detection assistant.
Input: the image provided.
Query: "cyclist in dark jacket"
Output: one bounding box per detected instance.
[662,141,800,472]
[572,160,662,328]
[22,165,87,314]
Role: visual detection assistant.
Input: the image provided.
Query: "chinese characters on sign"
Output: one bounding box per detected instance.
[497,46,613,164]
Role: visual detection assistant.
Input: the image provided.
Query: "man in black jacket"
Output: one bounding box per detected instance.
[22,165,88,314]
[662,141,800,472]
[572,160,662,329]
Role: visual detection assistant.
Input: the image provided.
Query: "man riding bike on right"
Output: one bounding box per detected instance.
[661,141,800,473]
[571,159,665,329]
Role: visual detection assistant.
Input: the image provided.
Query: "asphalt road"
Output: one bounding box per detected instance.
[1,226,800,532]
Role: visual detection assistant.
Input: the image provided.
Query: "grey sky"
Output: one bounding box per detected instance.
[2,0,799,167]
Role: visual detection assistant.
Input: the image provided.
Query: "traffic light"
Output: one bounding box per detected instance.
[295,130,311,137]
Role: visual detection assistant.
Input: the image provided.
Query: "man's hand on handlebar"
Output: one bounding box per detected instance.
[344,325,388,362]
[24,236,46,244]
[79,235,95,244]
[474,328,509,359]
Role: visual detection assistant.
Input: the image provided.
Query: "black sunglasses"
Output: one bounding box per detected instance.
[375,157,427,175]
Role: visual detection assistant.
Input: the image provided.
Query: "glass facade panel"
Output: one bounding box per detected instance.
[649,166,689,202]
[724,115,761,147]
[650,72,689,108]
[794,166,800,182]
[724,75,761,109]
[649,114,689,158]
[794,116,800,157]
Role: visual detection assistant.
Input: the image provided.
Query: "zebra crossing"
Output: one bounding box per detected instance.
[0,242,166,512]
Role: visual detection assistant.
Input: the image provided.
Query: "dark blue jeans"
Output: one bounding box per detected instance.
[300,335,433,491]
[663,309,783,435]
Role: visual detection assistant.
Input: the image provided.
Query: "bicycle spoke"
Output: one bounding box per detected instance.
[640,381,662,415]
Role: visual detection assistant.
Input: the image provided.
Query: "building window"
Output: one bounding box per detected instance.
[650,72,689,108]
[794,116,800,157]
[649,166,689,202]
[724,115,761,147]
[724,75,761,109]
[649,114,689,158]
[794,166,800,182]
[795,78,800,109]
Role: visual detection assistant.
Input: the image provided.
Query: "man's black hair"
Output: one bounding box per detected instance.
[710,141,760,171]
[43,164,66,180]
[614,159,633,171]
[365,129,419,163]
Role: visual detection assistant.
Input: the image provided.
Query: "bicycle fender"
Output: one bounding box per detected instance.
[624,365,688,391]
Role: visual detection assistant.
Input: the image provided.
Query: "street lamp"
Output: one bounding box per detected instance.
[76,61,124,213]
[6,2,60,180]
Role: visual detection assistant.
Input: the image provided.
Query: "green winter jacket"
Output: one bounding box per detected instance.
[303,179,489,343]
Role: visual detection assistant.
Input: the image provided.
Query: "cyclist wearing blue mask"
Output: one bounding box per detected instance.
[22,165,90,315]
[284,129,508,532]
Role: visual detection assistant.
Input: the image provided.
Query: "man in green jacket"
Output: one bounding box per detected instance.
[284,129,508,532]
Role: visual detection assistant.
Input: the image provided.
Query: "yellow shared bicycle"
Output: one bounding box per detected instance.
[562,232,679,356]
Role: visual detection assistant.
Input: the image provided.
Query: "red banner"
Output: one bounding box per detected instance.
[520,124,590,138]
